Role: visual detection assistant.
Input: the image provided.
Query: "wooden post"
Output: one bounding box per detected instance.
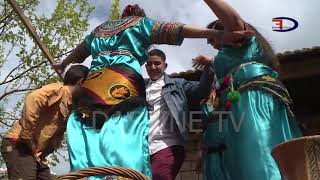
[5,0,63,79]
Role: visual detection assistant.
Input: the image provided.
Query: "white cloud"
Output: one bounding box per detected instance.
[86,0,319,76]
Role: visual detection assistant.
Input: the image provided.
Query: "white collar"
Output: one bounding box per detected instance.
[149,75,164,85]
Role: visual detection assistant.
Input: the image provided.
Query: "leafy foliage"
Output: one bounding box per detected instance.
[110,0,120,20]
[0,0,94,166]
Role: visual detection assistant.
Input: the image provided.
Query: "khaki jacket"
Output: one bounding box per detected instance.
[5,83,72,159]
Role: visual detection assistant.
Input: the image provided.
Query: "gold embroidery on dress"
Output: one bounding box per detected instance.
[94,16,143,37]
[110,85,130,100]
[261,75,276,82]
[151,21,184,44]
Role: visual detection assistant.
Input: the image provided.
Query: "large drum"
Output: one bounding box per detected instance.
[272,135,320,180]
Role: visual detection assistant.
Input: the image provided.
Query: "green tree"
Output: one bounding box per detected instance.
[0,0,94,166]
[110,0,120,20]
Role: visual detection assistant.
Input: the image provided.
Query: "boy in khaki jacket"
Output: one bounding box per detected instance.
[1,65,89,180]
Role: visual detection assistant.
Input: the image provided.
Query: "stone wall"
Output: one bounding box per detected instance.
[175,134,202,180]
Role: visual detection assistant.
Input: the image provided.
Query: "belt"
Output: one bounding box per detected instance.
[74,65,146,129]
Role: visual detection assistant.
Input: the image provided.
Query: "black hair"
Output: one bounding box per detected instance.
[148,49,166,62]
[63,65,89,85]
[207,20,280,72]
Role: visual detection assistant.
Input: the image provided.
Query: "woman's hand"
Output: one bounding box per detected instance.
[52,61,66,75]
[223,30,253,47]
[192,55,213,69]
[209,29,254,48]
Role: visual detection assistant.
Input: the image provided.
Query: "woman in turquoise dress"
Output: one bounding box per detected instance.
[54,4,253,179]
[193,0,302,180]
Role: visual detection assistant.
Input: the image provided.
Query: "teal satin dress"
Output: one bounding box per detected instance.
[66,16,184,179]
[202,37,302,180]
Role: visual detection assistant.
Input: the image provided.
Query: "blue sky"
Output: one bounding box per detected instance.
[3,0,320,175]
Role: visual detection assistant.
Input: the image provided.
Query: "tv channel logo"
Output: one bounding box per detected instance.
[272,17,298,32]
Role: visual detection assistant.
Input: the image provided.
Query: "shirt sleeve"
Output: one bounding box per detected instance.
[183,66,214,103]
[141,17,185,46]
[84,32,95,54]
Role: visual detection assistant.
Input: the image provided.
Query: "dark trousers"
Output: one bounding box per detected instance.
[1,138,52,180]
[151,145,185,180]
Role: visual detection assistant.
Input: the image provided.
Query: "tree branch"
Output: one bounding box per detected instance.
[0,88,35,101]
[0,119,14,127]
[3,42,16,61]
[55,150,68,161]
[0,3,14,25]
[2,60,23,84]
[0,60,46,85]
[2,111,19,120]
[0,2,36,37]
[1,1,35,23]
[54,50,72,59]
[0,23,6,36]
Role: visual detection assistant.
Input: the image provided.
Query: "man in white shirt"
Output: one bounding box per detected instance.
[145,49,214,180]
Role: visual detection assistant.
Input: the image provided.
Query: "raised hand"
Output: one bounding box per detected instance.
[52,61,66,75]
[192,55,213,70]
[209,29,254,48]
[222,30,253,47]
